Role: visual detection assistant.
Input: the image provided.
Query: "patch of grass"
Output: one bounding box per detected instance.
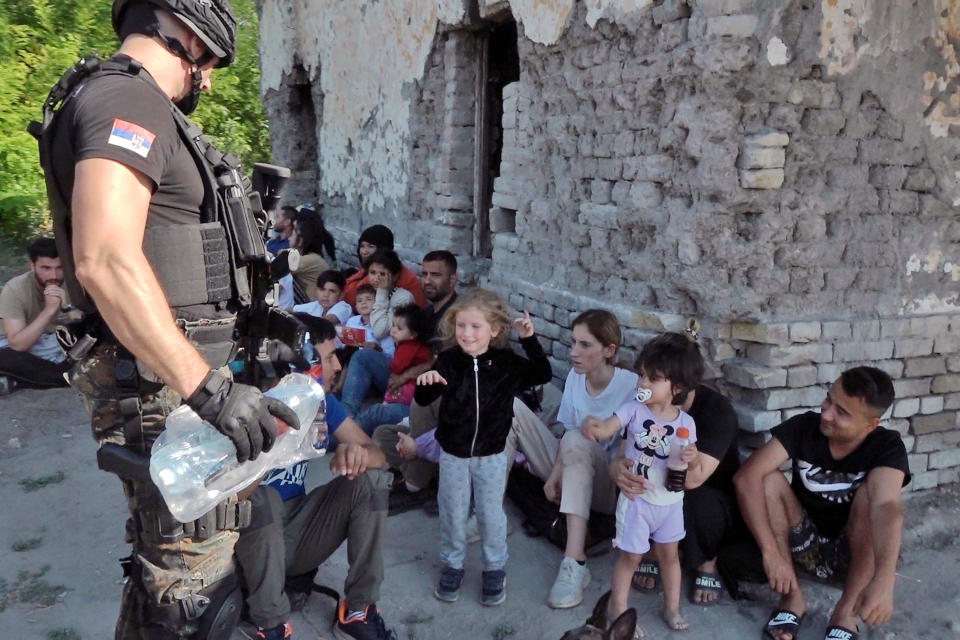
[12,537,43,552]
[47,629,80,640]
[18,471,66,492]
[0,565,67,611]
[492,624,515,640]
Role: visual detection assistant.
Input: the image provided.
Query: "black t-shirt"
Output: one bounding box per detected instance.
[424,292,457,349]
[772,411,911,539]
[50,59,205,227]
[686,384,741,495]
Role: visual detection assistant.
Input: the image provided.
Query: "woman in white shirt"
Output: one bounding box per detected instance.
[503,309,638,609]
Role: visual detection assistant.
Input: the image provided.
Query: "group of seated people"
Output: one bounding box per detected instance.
[0,219,911,640]
[241,215,911,640]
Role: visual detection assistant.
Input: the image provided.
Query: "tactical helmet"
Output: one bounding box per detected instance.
[112,0,237,67]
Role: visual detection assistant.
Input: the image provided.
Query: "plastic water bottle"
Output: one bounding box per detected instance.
[149,373,326,522]
[666,426,690,492]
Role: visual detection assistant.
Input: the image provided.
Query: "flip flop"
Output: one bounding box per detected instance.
[763,608,804,640]
[689,570,723,606]
[631,560,660,593]
[823,625,858,640]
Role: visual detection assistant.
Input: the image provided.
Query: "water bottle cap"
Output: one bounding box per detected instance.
[676,427,690,439]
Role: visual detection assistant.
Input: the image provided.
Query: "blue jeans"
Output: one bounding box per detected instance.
[340,349,391,416]
[438,450,509,571]
[354,402,410,436]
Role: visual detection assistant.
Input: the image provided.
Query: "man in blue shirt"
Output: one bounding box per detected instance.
[235,318,397,640]
[266,205,296,256]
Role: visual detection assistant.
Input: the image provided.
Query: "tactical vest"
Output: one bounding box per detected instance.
[30,55,265,321]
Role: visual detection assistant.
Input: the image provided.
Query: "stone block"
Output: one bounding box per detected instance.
[894,338,934,358]
[868,166,908,190]
[858,138,924,166]
[929,449,960,470]
[491,191,519,210]
[933,374,960,394]
[908,453,929,473]
[939,468,960,484]
[934,333,960,354]
[886,418,910,435]
[833,340,894,362]
[880,318,911,338]
[735,404,783,432]
[628,181,663,210]
[911,411,958,435]
[758,385,827,410]
[949,355,960,372]
[821,321,851,339]
[902,434,915,451]
[909,315,950,337]
[817,363,845,384]
[730,322,790,345]
[790,322,821,343]
[915,434,944,452]
[788,365,818,388]
[904,357,947,377]
[801,109,846,136]
[851,320,881,341]
[700,0,758,16]
[713,341,737,361]
[875,359,905,379]
[921,396,944,414]
[723,363,787,389]
[737,146,785,169]
[578,203,620,230]
[827,165,869,189]
[911,470,940,490]
[893,377,932,397]
[744,131,789,147]
[944,392,960,410]
[786,80,841,108]
[652,0,691,24]
[740,169,784,189]
[747,343,833,366]
[904,167,937,192]
[706,14,758,38]
[489,207,515,233]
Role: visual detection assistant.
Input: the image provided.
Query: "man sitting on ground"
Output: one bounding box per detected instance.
[235,317,397,640]
[734,366,910,640]
[0,238,81,389]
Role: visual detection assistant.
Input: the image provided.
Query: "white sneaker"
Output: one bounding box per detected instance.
[547,556,591,608]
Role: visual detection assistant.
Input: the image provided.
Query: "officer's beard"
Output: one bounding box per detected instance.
[175,68,202,115]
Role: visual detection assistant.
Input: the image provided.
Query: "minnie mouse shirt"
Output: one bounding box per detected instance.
[615,400,697,506]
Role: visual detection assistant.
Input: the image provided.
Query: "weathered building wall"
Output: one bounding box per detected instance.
[259,0,960,488]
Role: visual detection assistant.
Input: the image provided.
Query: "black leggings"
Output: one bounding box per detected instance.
[0,347,72,388]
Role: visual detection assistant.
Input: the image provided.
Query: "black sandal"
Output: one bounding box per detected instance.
[763,608,804,640]
[630,560,660,592]
[823,625,858,640]
[689,570,722,606]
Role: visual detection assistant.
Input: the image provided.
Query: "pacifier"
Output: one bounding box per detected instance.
[635,387,652,403]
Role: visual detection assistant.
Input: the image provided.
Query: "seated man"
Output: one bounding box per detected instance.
[0,238,81,389]
[235,317,397,640]
[341,250,457,416]
[734,366,910,640]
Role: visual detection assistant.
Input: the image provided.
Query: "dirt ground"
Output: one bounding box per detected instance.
[1,387,958,640]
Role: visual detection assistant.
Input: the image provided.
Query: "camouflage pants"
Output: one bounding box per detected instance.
[71,345,238,639]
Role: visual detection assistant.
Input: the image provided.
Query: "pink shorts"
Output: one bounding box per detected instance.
[613,496,685,554]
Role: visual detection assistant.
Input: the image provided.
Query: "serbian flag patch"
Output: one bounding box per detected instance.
[107,119,156,158]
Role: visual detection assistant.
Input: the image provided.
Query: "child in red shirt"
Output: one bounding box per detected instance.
[354,304,432,435]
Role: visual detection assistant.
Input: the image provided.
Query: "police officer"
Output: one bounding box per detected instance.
[37,1,298,637]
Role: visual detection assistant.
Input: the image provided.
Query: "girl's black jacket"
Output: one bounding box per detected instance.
[413,336,553,458]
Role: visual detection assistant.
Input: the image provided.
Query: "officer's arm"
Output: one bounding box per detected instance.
[71,158,210,397]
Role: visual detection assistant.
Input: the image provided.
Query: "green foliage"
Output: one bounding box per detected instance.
[11,536,43,552]
[18,470,66,492]
[0,0,269,242]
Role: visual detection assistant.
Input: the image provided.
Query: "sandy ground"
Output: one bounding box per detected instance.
[1,387,959,640]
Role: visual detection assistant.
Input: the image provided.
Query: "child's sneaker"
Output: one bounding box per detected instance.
[334,600,398,640]
[434,566,464,602]
[481,569,506,606]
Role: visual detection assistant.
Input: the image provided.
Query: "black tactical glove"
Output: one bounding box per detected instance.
[186,371,300,463]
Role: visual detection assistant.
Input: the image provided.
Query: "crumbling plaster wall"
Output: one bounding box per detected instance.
[260,0,960,486]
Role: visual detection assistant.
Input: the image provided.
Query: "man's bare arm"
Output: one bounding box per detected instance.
[329,416,387,478]
[71,158,210,397]
[854,466,906,626]
[3,310,56,352]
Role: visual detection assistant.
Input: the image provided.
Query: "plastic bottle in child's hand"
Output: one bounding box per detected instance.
[635,387,652,403]
[666,427,690,492]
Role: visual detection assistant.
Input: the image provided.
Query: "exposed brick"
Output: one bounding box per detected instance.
[651,0,691,24]
[912,470,940,490]
[914,434,944,453]
[747,343,833,366]
[706,14,759,38]
[908,453,928,473]
[744,131,789,147]
[736,404,783,433]
[934,333,960,354]
[886,418,910,436]
[904,357,947,377]
[910,316,949,336]
[932,374,960,394]
[893,377,932,397]
[851,320,881,340]
[929,449,960,470]
[724,363,787,389]
[833,340,894,362]
[894,338,934,358]
[880,318,911,338]
[948,355,960,373]
[757,385,827,410]
[920,396,944,415]
[892,398,919,418]
[787,365,817,388]
[737,146,785,169]
[911,411,958,435]
[938,468,960,484]
[740,168,784,189]
[789,322,821,343]
[730,322,790,345]
[821,321,851,339]
[944,392,960,411]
